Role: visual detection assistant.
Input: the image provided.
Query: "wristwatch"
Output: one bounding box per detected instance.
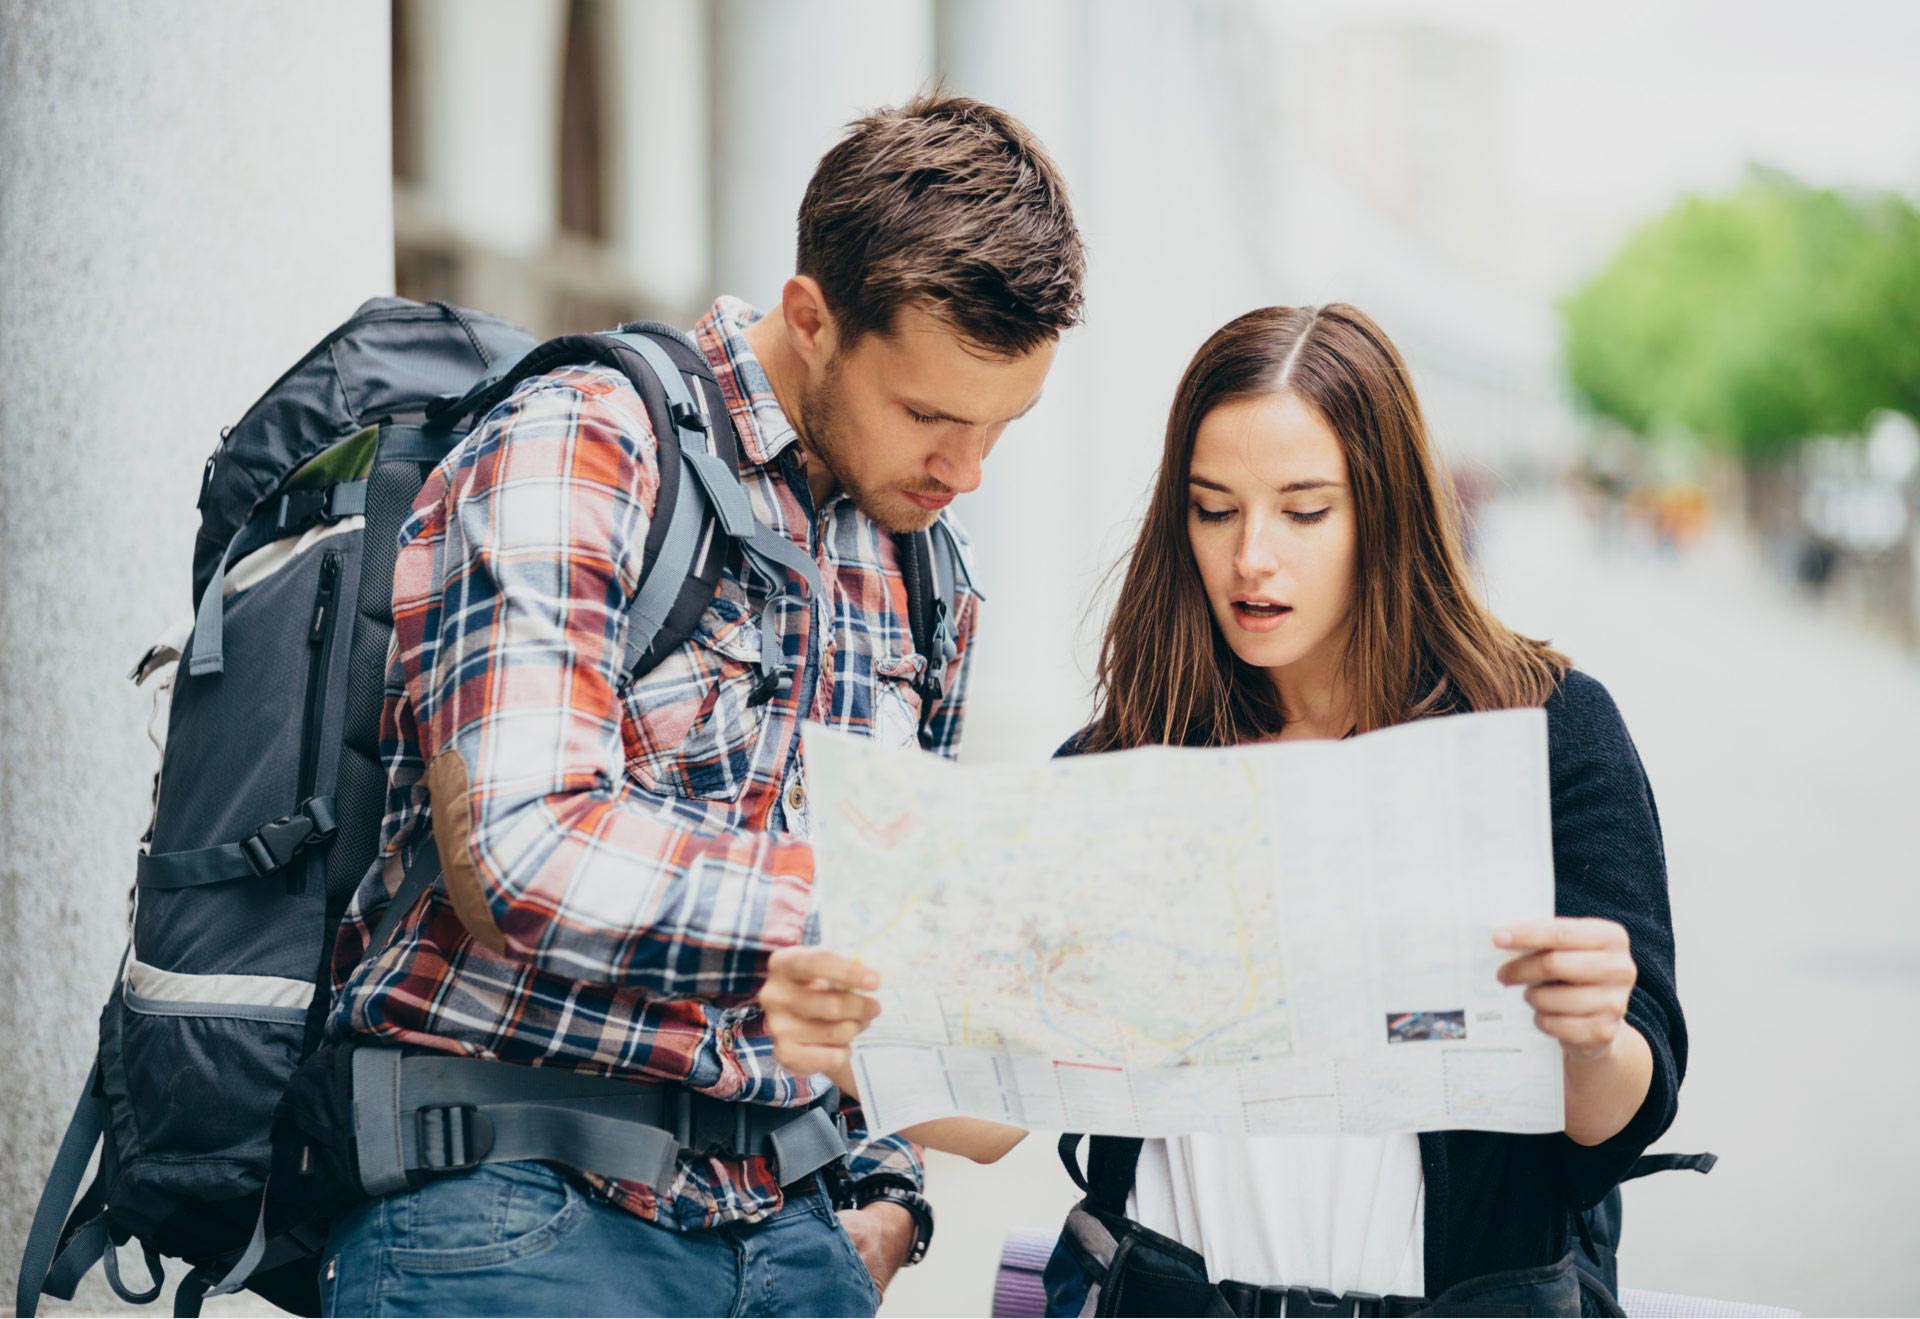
[847,1175,935,1267]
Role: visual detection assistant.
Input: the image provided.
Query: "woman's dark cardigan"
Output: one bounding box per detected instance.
[1059,670,1686,1294]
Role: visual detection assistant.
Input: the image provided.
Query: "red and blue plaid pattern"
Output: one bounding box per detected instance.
[327,298,979,1229]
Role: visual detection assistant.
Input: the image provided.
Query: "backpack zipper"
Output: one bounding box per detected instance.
[293,550,344,895]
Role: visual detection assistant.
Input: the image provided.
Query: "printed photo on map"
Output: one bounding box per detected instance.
[1386,1010,1467,1043]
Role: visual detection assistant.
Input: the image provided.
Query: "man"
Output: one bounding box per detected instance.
[319,93,1084,1317]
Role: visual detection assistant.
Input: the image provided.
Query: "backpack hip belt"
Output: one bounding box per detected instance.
[329,1045,849,1200]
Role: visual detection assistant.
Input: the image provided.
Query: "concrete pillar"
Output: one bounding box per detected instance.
[929,0,1103,763]
[607,0,713,323]
[0,2,392,1309]
[407,0,567,328]
[708,0,935,310]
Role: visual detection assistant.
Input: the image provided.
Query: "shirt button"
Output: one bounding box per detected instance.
[786,780,808,815]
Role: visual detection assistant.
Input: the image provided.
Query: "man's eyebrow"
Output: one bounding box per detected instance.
[901,391,1045,427]
[1188,474,1344,495]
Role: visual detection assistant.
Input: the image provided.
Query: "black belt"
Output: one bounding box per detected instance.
[1218,1281,1429,1317]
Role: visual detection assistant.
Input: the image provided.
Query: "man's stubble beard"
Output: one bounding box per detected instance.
[798,366,939,535]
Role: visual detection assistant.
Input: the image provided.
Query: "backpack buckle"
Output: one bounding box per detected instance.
[240,799,337,876]
[747,667,790,707]
[668,401,708,433]
[415,1104,494,1173]
[273,488,331,534]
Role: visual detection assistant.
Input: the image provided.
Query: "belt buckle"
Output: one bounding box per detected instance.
[1283,1286,1351,1317]
[415,1104,493,1173]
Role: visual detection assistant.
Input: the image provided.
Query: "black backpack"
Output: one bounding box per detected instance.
[16,297,966,1317]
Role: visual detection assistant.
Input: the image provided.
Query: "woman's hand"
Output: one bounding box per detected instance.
[1495,917,1653,1145]
[760,946,882,1096]
[1494,917,1636,1060]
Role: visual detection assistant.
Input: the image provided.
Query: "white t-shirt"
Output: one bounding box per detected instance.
[1128,1133,1426,1297]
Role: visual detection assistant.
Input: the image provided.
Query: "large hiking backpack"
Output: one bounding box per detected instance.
[17,297,968,1318]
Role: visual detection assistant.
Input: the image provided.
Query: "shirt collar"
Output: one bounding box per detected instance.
[694,296,800,468]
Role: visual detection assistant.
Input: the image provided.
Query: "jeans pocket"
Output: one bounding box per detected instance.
[385,1161,584,1273]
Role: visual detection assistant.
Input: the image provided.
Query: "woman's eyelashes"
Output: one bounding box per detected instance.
[1189,503,1332,526]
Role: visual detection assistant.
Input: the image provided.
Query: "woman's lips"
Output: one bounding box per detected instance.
[1231,602,1293,633]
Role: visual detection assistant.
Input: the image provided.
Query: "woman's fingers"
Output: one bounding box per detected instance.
[1523,982,1625,1016]
[1532,1012,1619,1059]
[1493,917,1628,953]
[1497,948,1634,987]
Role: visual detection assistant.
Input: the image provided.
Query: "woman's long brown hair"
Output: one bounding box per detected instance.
[1083,304,1568,752]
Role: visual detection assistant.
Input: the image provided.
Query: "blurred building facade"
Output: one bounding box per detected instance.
[384,0,1575,765]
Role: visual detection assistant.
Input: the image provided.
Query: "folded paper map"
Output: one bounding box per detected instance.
[805,710,1564,1138]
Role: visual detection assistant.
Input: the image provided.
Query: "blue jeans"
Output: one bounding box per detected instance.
[320,1161,880,1317]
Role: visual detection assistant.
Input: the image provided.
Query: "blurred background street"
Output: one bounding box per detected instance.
[4,0,1917,1314]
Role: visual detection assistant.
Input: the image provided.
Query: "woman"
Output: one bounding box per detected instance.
[764,305,1684,1316]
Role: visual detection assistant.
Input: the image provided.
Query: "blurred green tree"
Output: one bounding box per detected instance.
[1561,169,1920,460]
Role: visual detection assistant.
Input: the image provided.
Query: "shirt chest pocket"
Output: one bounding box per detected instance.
[871,652,927,752]
[620,580,774,803]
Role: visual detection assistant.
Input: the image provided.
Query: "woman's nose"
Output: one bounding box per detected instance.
[1233,520,1281,579]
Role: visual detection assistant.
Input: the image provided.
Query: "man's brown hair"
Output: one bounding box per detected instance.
[797,92,1085,357]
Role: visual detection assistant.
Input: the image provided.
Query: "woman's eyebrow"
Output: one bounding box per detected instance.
[1188,474,1342,494]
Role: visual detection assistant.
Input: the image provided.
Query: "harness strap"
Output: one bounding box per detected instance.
[377,424,463,467]
[100,1236,164,1306]
[41,1214,112,1302]
[189,479,367,677]
[135,796,337,888]
[1622,1151,1717,1180]
[364,837,444,957]
[14,1065,106,1316]
[1057,1132,1144,1216]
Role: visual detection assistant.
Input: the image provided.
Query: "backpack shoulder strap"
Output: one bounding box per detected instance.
[422,322,826,697]
[1058,1133,1143,1216]
[425,324,735,689]
[896,518,972,750]
[603,326,825,696]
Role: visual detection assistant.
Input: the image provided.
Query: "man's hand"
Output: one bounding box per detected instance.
[838,1199,916,1299]
[760,947,881,1094]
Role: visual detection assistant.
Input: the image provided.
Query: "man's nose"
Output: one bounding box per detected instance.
[928,430,987,495]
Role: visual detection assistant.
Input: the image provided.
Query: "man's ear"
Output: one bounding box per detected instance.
[779,275,839,372]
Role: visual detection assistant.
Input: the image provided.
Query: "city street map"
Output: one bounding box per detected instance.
[806,710,1564,1138]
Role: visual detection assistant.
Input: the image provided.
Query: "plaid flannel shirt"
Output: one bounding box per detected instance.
[327,297,980,1229]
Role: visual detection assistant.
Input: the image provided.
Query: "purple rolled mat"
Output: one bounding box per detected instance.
[992,1229,1058,1318]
